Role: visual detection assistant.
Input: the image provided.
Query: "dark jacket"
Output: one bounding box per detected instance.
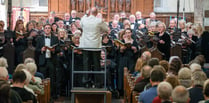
[36,34,59,66]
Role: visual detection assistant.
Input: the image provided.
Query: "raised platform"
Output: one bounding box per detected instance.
[71,90,111,103]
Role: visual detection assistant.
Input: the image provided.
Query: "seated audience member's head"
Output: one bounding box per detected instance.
[25,63,37,76]
[22,69,32,86]
[134,51,151,72]
[0,57,8,68]
[157,81,173,101]
[141,51,152,61]
[150,67,166,85]
[194,55,205,67]
[191,71,207,87]
[141,65,152,79]
[12,70,27,85]
[24,58,35,65]
[169,56,182,75]
[148,58,159,68]
[189,63,202,73]
[203,79,209,100]
[0,67,9,81]
[153,65,166,74]
[172,86,190,103]
[159,60,169,72]
[0,80,10,103]
[15,64,27,72]
[166,74,180,88]
[178,67,192,88]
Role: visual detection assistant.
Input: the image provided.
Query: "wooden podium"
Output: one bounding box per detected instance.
[71,90,111,103]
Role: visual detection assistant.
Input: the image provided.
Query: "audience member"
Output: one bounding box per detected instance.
[0,80,10,103]
[178,67,192,88]
[11,70,37,103]
[0,67,22,103]
[148,58,159,68]
[159,60,169,72]
[134,65,152,92]
[203,79,209,103]
[189,71,207,103]
[152,81,173,103]
[139,67,166,103]
[172,85,190,103]
[166,74,179,89]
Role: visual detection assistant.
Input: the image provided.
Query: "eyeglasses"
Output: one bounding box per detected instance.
[45,27,51,29]
[125,32,131,34]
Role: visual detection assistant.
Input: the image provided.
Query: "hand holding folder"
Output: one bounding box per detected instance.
[114,39,132,48]
[44,44,58,51]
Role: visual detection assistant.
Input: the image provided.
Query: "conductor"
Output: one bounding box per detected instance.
[79,7,108,88]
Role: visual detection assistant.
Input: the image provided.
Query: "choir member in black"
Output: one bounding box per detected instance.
[0,24,6,57]
[57,20,65,29]
[114,30,125,95]
[167,19,177,34]
[63,13,71,25]
[179,19,187,33]
[100,50,116,91]
[118,28,138,95]
[70,33,83,87]
[70,22,78,35]
[136,23,148,34]
[186,29,197,62]
[102,34,116,60]
[179,19,190,63]
[119,12,127,23]
[149,12,158,23]
[156,22,171,60]
[146,22,158,48]
[192,23,209,62]
[0,20,15,43]
[26,21,35,33]
[129,15,138,31]
[69,10,80,23]
[36,24,59,99]
[56,29,69,96]
[46,11,59,23]
[26,21,38,46]
[51,23,59,36]
[75,19,81,29]
[109,20,120,40]
[109,14,123,29]
[36,21,45,35]
[135,11,145,25]
[186,22,193,31]
[14,20,27,65]
[120,28,138,73]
